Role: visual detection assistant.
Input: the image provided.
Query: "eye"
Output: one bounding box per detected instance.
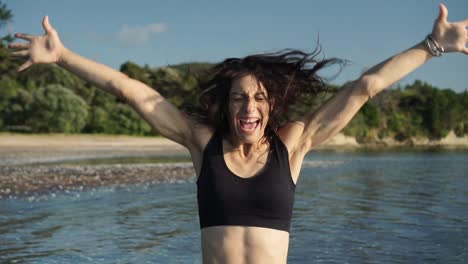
[255,94,267,101]
[230,95,244,103]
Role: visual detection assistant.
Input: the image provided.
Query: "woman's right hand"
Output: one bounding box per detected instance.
[8,16,65,72]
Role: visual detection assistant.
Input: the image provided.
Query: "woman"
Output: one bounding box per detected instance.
[9,4,467,263]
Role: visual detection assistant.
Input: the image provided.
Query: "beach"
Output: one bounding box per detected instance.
[2,134,467,262]
[1,132,467,198]
[0,134,189,165]
[0,134,193,197]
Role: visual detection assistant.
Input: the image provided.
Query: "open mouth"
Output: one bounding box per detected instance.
[239,118,260,133]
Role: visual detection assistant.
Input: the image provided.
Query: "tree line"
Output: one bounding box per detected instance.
[0,2,467,141]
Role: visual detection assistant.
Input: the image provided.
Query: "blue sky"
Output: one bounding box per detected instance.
[3,0,468,92]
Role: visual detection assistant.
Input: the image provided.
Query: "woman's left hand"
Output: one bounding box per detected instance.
[431,3,468,55]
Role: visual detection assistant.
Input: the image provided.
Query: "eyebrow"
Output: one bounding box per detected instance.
[229,92,268,96]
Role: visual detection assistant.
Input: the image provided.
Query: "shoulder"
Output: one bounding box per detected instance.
[276,121,308,157]
[186,120,215,152]
[276,121,311,184]
[184,121,216,176]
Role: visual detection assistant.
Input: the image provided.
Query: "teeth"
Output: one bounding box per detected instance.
[240,118,259,124]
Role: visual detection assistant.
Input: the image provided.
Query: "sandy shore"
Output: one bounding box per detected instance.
[0,134,189,166]
[0,134,193,198]
[1,132,467,198]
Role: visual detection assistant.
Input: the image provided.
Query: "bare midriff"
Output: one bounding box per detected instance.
[201,225,290,264]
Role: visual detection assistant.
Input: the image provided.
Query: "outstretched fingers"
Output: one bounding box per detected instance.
[464,38,468,55]
[11,50,29,57]
[18,60,33,72]
[465,19,468,55]
[15,33,35,42]
[9,42,30,58]
[437,3,448,23]
[42,16,55,34]
[8,42,30,49]
[466,20,468,39]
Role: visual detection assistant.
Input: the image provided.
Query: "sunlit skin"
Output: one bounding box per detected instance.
[227,75,271,153]
[7,3,467,263]
[199,75,291,264]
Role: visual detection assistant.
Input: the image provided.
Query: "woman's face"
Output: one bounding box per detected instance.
[228,74,271,145]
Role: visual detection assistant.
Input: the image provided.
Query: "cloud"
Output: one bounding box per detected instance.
[116,23,168,46]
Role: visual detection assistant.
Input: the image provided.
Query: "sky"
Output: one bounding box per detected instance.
[3,0,468,92]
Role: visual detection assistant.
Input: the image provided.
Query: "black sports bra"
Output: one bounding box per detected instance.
[196,132,296,232]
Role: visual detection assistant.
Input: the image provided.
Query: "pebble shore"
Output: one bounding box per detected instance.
[2,132,467,198]
[0,134,193,198]
[0,163,195,198]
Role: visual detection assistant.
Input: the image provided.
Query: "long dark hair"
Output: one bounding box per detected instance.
[192,47,343,138]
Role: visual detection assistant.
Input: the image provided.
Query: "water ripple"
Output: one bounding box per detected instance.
[1,152,467,263]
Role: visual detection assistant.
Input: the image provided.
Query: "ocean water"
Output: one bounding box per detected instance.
[1,151,467,263]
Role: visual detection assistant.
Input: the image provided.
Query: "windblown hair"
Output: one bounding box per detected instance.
[192,48,343,138]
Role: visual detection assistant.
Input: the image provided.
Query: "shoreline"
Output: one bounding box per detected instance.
[0,133,189,166]
[1,133,467,198]
[0,163,195,199]
[0,134,193,198]
[317,131,468,150]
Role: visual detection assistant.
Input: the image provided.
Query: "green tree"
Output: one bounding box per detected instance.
[361,102,380,128]
[82,80,153,135]
[456,90,468,136]
[16,64,94,102]
[1,4,466,142]
[0,1,13,44]
[120,61,152,85]
[0,76,33,131]
[0,3,30,131]
[0,1,20,76]
[106,103,152,135]
[0,1,11,27]
[26,84,88,133]
[343,111,368,140]
[428,89,457,139]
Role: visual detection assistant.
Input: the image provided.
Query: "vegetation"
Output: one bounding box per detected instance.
[343,80,468,142]
[0,2,467,141]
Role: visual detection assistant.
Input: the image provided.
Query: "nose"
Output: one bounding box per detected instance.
[242,97,256,113]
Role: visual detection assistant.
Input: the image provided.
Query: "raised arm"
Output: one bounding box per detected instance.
[284,4,467,154]
[9,16,197,147]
